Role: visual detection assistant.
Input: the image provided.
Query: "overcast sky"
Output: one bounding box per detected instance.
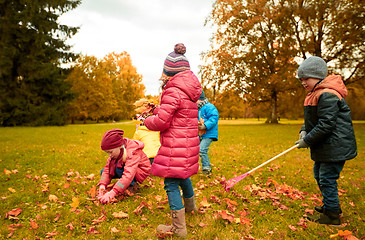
[59,0,215,95]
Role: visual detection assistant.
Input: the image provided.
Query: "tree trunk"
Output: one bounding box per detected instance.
[270,91,278,124]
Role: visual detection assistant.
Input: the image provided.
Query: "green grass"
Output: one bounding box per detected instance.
[0,120,364,239]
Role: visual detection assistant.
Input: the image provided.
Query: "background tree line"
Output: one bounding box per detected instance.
[201,0,365,122]
[1,0,364,126]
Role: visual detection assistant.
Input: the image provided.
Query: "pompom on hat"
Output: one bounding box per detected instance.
[297,56,328,80]
[160,43,190,80]
[101,129,125,150]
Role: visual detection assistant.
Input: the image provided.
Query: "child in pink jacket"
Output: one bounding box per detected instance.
[97,129,151,204]
[144,43,202,237]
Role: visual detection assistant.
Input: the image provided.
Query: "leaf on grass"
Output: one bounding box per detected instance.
[6,208,22,218]
[199,222,208,228]
[133,201,150,215]
[297,218,307,229]
[88,186,96,198]
[70,197,79,209]
[157,230,174,239]
[86,174,95,180]
[92,215,107,225]
[66,223,75,231]
[112,211,129,219]
[330,230,358,239]
[64,183,70,189]
[218,210,235,223]
[111,227,120,233]
[200,196,211,208]
[127,226,133,234]
[240,217,252,225]
[8,187,16,193]
[87,226,100,235]
[154,195,162,202]
[288,225,297,231]
[305,209,314,215]
[30,219,39,229]
[54,213,61,222]
[41,184,49,192]
[4,168,11,175]
[49,194,58,202]
[46,231,58,237]
[349,201,355,207]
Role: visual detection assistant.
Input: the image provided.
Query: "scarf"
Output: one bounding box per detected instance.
[198,98,209,110]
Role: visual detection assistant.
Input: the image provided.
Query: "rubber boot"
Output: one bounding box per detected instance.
[184,195,198,213]
[315,206,343,217]
[157,208,187,238]
[307,209,341,225]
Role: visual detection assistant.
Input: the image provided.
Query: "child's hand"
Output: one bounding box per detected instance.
[97,185,107,199]
[99,189,117,204]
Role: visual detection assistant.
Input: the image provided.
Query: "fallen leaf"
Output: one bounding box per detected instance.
[54,213,61,222]
[8,187,16,193]
[88,186,96,198]
[218,210,235,223]
[288,225,297,231]
[112,211,129,219]
[92,215,107,225]
[46,231,58,237]
[49,194,58,202]
[199,222,208,228]
[87,226,100,235]
[86,174,95,180]
[200,196,211,208]
[66,222,75,231]
[30,219,39,229]
[6,208,22,218]
[127,226,133,233]
[70,197,79,209]
[111,227,120,233]
[4,168,11,175]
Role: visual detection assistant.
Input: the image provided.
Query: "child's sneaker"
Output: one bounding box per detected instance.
[307,209,341,225]
[315,206,343,217]
[202,169,212,176]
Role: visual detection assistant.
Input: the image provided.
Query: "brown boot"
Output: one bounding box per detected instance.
[157,208,187,238]
[184,195,198,213]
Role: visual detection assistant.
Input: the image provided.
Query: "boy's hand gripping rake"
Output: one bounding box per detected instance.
[224,144,299,192]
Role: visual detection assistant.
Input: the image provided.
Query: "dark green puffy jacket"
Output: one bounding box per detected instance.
[300,75,357,162]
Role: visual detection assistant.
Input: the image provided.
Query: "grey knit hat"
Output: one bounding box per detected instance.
[297,56,328,80]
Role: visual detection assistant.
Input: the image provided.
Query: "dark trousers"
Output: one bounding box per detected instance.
[313,161,345,211]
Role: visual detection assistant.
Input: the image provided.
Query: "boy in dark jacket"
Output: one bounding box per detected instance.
[295,56,357,225]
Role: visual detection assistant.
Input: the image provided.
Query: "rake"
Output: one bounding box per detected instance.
[224,144,299,192]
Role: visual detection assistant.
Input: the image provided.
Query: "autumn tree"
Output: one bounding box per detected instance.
[66,52,145,123]
[102,52,145,120]
[66,56,116,123]
[0,0,80,126]
[214,89,247,119]
[201,0,365,122]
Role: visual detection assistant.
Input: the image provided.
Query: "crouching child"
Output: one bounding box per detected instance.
[98,129,151,204]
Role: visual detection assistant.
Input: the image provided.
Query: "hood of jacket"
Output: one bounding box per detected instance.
[164,70,201,102]
[314,74,348,98]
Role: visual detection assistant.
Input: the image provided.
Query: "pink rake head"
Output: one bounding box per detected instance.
[224,172,250,192]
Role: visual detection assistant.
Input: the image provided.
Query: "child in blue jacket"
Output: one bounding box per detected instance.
[198,90,219,176]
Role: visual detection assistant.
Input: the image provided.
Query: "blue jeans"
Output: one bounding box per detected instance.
[199,138,213,171]
[313,161,345,211]
[100,167,135,185]
[164,178,195,211]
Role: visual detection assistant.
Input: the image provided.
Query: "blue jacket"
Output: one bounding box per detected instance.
[199,102,219,141]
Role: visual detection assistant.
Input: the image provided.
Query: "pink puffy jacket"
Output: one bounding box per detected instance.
[144,70,202,179]
[99,138,151,194]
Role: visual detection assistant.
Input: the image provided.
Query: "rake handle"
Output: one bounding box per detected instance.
[246,144,299,174]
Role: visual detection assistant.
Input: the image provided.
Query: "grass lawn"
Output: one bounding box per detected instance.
[0,120,364,239]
